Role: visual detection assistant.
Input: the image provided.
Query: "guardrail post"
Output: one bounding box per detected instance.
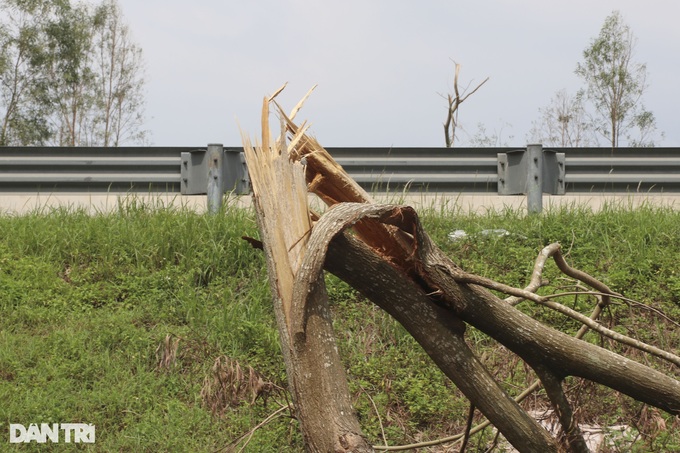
[223,148,250,196]
[180,145,250,207]
[526,144,543,214]
[207,143,224,213]
[497,145,565,214]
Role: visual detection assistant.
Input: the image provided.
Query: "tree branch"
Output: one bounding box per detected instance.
[534,366,589,453]
[450,270,680,367]
[314,202,680,415]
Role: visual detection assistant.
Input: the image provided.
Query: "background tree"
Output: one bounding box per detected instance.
[0,0,54,145]
[0,0,146,146]
[441,61,488,148]
[44,1,96,146]
[575,10,660,148]
[91,0,147,146]
[627,106,663,147]
[465,121,513,147]
[529,89,595,147]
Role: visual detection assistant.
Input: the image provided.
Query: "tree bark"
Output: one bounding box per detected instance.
[533,366,590,453]
[325,233,558,452]
[242,98,371,452]
[318,203,680,416]
[245,88,680,452]
[309,202,680,451]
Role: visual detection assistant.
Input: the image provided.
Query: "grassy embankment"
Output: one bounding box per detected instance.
[1,197,679,451]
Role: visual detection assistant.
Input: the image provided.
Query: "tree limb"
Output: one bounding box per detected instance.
[451,270,680,367]
[314,202,680,415]
[326,230,559,453]
[534,366,589,453]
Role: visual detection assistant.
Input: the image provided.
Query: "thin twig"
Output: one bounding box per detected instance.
[459,403,476,453]
[505,242,560,305]
[542,290,680,329]
[483,430,502,453]
[360,386,388,449]
[454,270,680,367]
[219,404,290,453]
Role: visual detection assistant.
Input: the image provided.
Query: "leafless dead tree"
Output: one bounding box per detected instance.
[442,62,489,147]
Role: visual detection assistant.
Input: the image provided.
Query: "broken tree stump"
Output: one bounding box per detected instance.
[242,94,371,452]
[241,86,680,453]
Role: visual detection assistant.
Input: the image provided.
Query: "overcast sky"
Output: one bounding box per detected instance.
[115,0,680,148]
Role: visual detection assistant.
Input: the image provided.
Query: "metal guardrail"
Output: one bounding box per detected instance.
[1,145,679,196]
[328,147,500,192]
[551,147,680,192]
[0,146,188,193]
[329,147,680,194]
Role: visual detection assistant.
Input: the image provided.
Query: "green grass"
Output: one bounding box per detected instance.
[1,196,679,451]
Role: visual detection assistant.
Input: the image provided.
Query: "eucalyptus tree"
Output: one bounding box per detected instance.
[575,11,660,148]
[43,1,97,146]
[0,0,146,146]
[0,0,55,145]
[529,89,596,147]
[244,89,680,452]
[91,0,147,146]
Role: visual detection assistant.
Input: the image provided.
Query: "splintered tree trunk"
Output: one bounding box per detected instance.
[243,87,680,453]
[242,97,371,452]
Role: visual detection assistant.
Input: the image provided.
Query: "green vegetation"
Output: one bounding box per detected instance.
[1,197,679,451]
[0,0,146,146]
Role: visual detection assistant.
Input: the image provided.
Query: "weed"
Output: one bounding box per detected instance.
[0,199,678,450]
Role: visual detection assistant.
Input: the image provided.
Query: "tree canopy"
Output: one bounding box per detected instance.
[0,0,147,146]
[575,10,660,148]
[532,11,663,148]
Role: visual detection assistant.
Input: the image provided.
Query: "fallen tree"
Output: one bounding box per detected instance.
[241,86,680,452]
